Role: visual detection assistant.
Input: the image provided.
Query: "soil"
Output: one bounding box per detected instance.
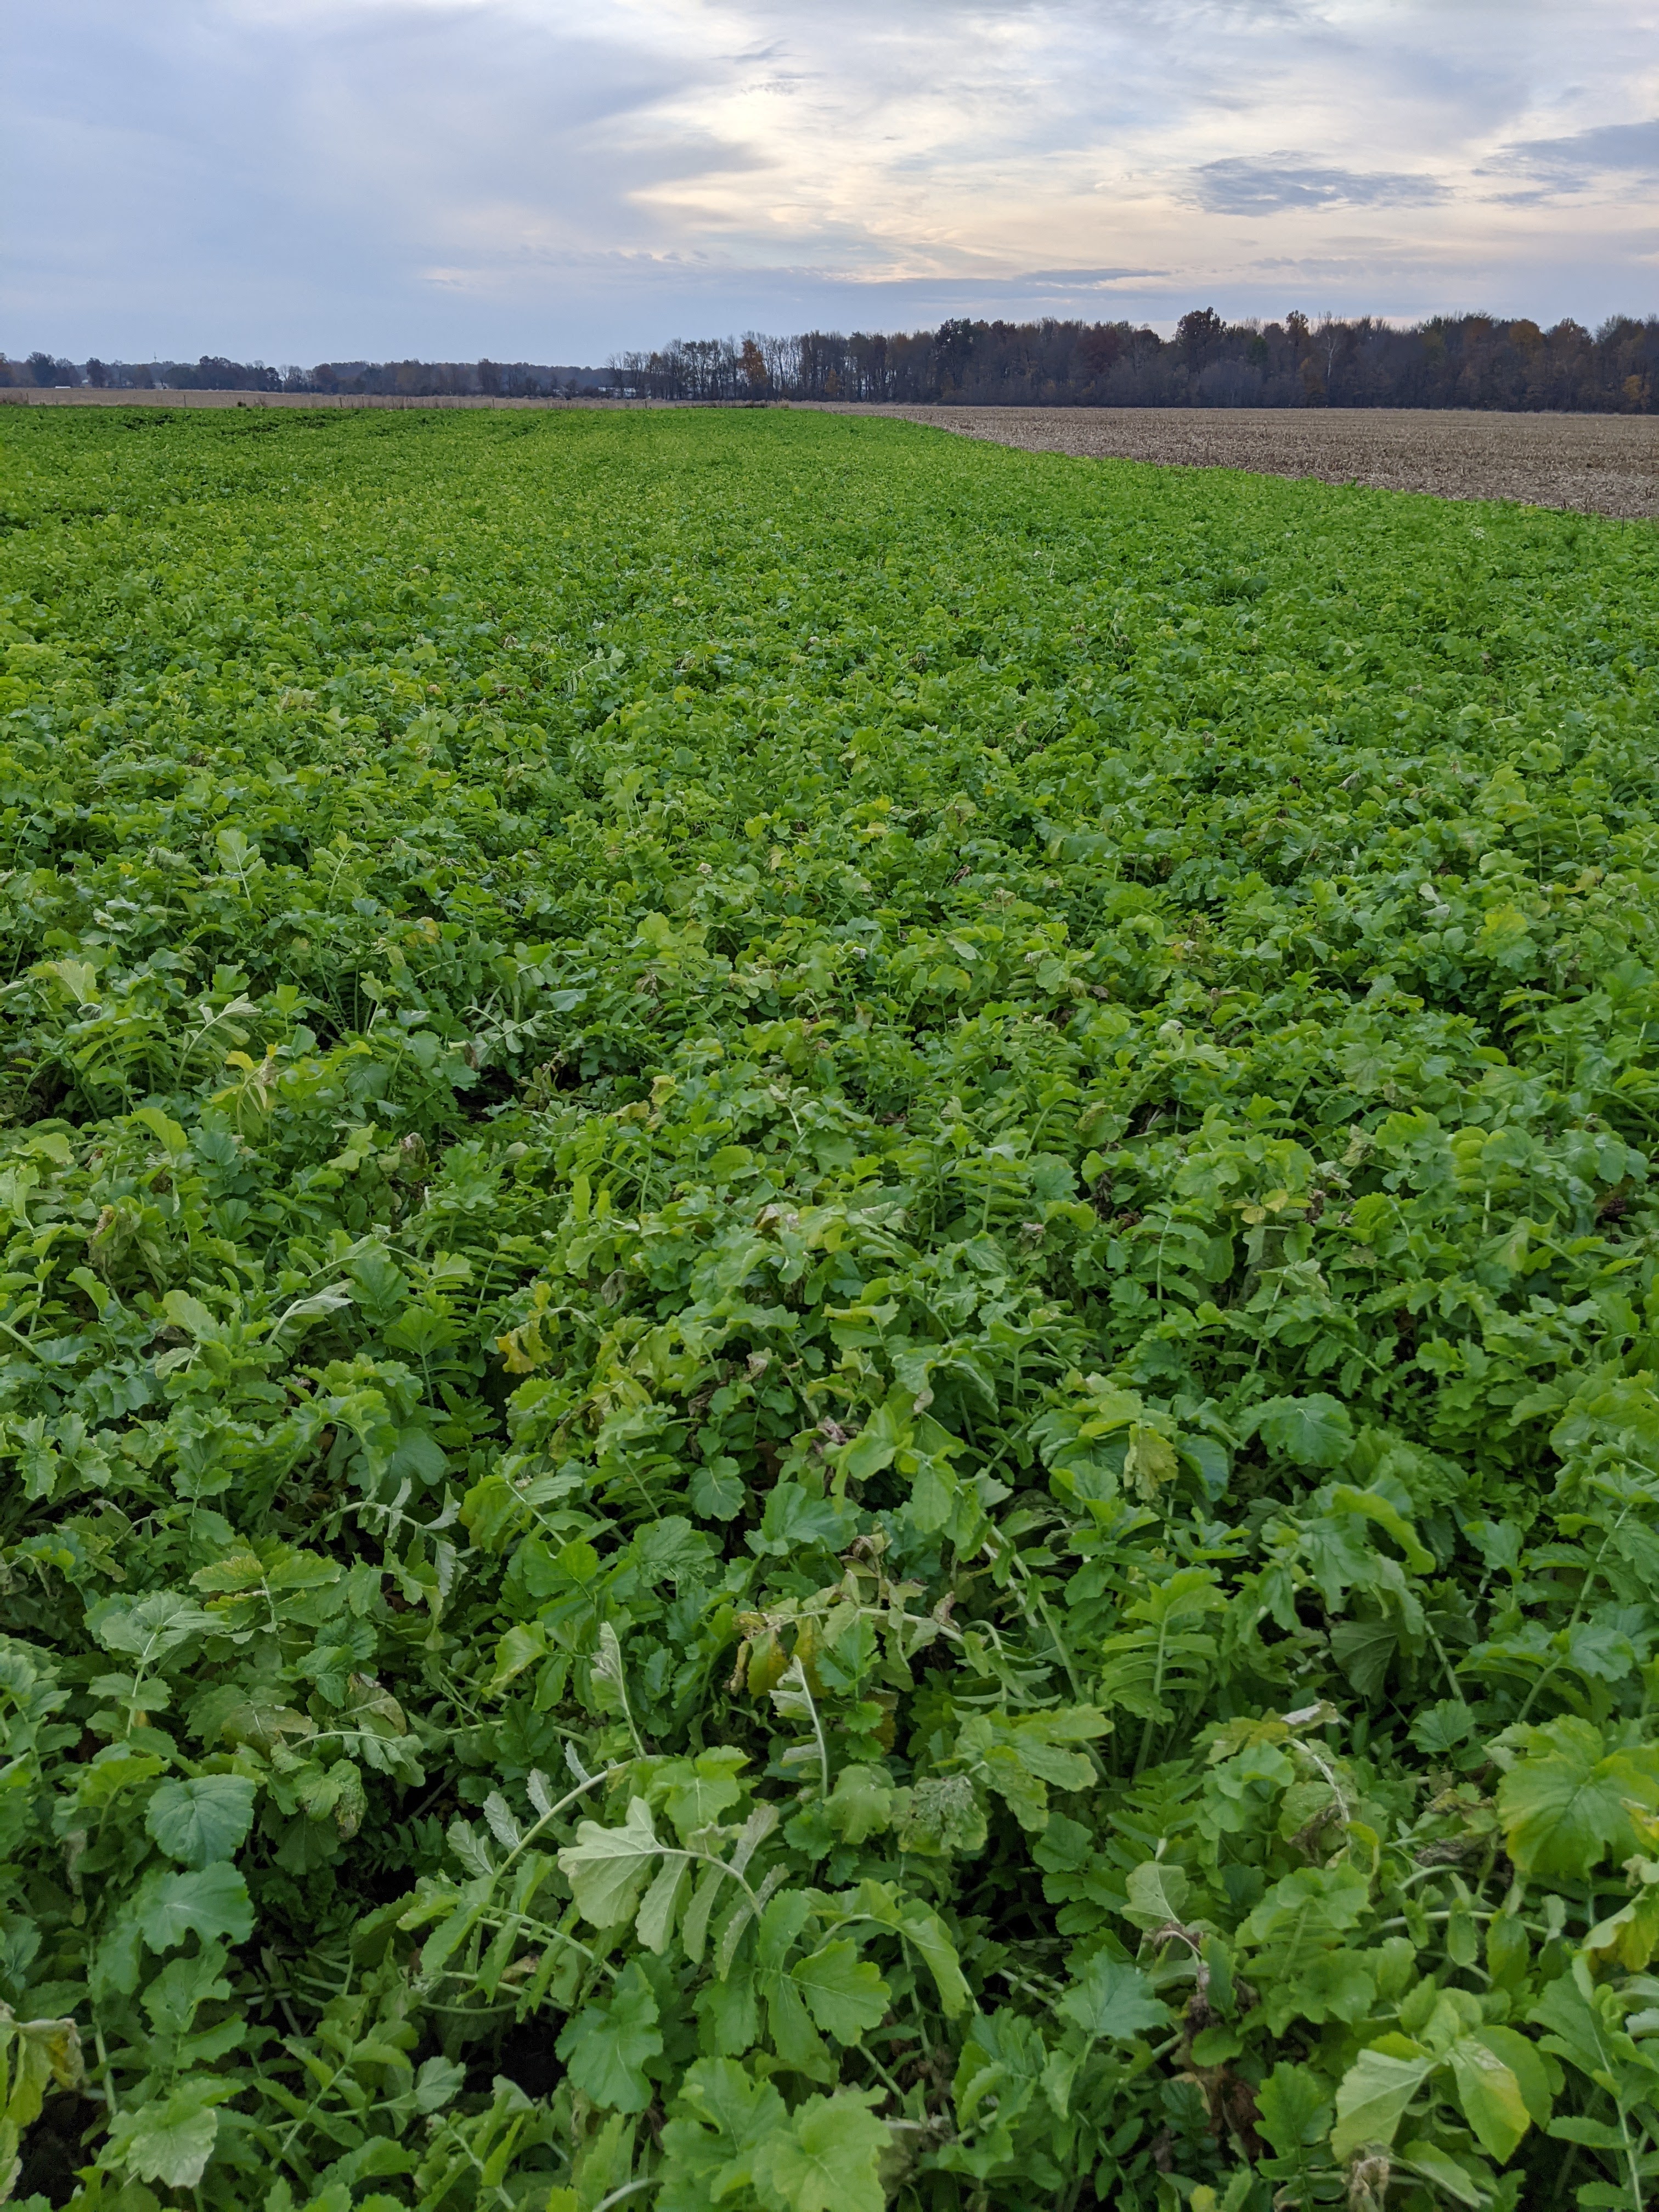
[820,404,1659,522]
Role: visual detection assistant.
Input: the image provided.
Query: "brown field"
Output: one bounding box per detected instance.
[830,404,1659,522]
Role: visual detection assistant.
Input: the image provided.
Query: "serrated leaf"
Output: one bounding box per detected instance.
[754,2090,889,2212]
[556,1961,663,2113]
[1056,1955,1166,2041]
[103,2075,229,2189]
[1255,2061,1333,2157]
[897,1775,985,1858]
[663,1747,748,1837]
[790,1940,890,2042]
[482,1791,522,1850]
[690,1458,746,1521]
[137,1864,255,1952]
[1497,1717,1659,1878]
[659,2057,787,2212]
[1246,1394,1352,1469]
[144,1775,257,1868]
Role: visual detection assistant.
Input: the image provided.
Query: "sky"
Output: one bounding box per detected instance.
[4,0,1657,365]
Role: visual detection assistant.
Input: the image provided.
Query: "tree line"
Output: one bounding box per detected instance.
[612,311,1659,410]
[5,309,1657,409]
[0,354,606,397]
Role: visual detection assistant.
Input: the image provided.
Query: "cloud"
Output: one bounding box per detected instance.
[1024,268,1170,285]
[1487,116,1659,186]
[4,0,1657,358]
[1190,157,1449,216]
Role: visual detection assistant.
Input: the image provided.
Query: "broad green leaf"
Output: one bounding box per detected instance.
[1056,1956,1166,2042]
[636,1856,689,1954]
[754,2090,889,2212]
[556,1961,663,2113]
[1447,2033,1531,2162]
[1123,1860,1190,1932]
[1246,1394,1352,1469]
[103,2075,229,2189]
[659,2058,787,2212]
[662,1747,748,1836]
[1471,2026,1552,2128]
[88,1591,218,1658]
[162,1289,222,1341]
[1330,2039,1436,2160]
[145,1775,257,1868]
[690,1458,746,1521]
[558,1797,664,1926]
[1328,1484,1433,1570]
[1496,1718,1659,1878]
[1255,2062,1333,2157]
[898,1900,972,2019]
[1409,1700,1475,1755]
[137,1864,255,1952]
[824,1763,894,1846]
[1529,1966,1618,2085]
[1397,2141,1486,2206]
[790,1940,890,2042]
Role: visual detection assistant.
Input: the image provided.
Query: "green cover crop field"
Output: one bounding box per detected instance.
[3,407,1659,2212]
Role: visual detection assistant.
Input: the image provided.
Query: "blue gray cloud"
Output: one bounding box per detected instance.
[1488,117,1659,185]
[1191,158,1449,216]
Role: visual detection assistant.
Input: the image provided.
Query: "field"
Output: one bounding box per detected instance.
[3,404,1659,2212]
[842,405,1659,522]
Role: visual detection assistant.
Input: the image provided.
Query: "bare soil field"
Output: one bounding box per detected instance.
[831,405,1659,522]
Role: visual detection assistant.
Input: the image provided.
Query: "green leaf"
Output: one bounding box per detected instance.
[659,2058,788,2212]
[1122,1859,1190,1931]
[413,2055,466,2113]
[103,2075,229,2189]
[790,1940,890,2042]
[145,1775,257,1867]
[1529,1966,1620,2082]
[88,1590,219,1659]
[1245,1394,1353,1469]
[1397,2141,1486,2206]
[749,1484,856,1558]
[896,1775,985,1858]
[1328,1484,1434,1571]
[635,1856,689,1954]
[691,1457,746,1520]
[824,1764,895,1846]
[1255,2061,1333,2157]
[1056,1956,1166,2042]
[1329,1616,1399,1700]
[1330,2038,1436,2160]
[137,1864,255,1952]
[161,1289,223,1341]
[1473,2025,1551,2128]
[1496,1717,1659,1878]
[1447,2032,1531,2162]
[754,2089,889,2212]
[662,1747,748,1836]
[558,1796,664,1926]
[556,1961,663,2113]
[1409,1700,1475,1755]
[898,1899,972,2020]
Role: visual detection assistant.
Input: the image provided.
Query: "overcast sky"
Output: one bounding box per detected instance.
[5,0,1657,364]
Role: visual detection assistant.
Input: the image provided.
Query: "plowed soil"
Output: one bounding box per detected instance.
[826,404,1659,521]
